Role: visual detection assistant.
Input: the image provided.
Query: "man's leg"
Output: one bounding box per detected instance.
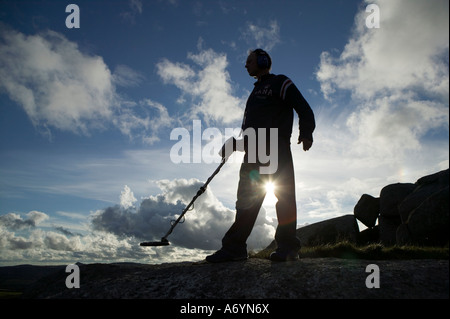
[272,144,301,259]
[221,162,266,255]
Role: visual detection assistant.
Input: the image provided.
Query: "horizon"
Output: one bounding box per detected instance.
[0,0,448,266]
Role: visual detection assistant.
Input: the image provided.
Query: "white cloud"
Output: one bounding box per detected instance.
[0,211,49,230]
[112,64,145,87]
[0,223,150,264]
[121,0,144,23]
[0,27,116,135]
[113,98,174,144]
[130,0,143,14]
[317,0,448,101]
[283,0,449,225]
[120,185,137,209]
[92,179,275,250]
[156,47,245,124]
[0,26,170,143]
[242,20,281,51]
[316,0,449,162]
[0,179,275,265]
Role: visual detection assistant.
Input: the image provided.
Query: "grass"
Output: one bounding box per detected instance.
[0,290,23,299]
[251,241,449,260]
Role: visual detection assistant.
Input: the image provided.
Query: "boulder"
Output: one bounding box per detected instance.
[405,186,449,246]
[379,183,415,217]
[357,225,379,245]
[295,215,359,247]
[398,169,449,223]
[354,194,380,228]
[378,215,401,246]
[396,223,412,246]
[265,215,359,250]
[376,183,415,245]
[416,169,449,186]
[373,169,449,246]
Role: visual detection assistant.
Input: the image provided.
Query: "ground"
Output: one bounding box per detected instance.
[2,257,447,299]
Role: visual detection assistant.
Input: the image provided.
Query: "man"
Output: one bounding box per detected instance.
[206,49,315,262]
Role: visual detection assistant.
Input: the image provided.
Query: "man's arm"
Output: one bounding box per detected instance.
[284,81,316,150]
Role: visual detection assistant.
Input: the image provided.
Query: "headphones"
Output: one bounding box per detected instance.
[253,49,271,69]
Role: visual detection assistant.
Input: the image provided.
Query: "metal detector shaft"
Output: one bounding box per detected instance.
[160,157,227,242]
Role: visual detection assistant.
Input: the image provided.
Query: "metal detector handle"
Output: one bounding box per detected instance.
[161,157,228,241]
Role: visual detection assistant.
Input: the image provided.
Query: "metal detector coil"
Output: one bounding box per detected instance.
[140,238,170,246]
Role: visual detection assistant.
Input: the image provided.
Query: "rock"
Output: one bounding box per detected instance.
[396,223,412,246]
[416,169,449,187]
[379,183,416,217]
[398,169,449,223]
[405,186,449,245]
[377,182,419,245]
[354,194,380,228]
[297,214,360,246]
[379,215,401,246]
[357,225,379,245]
[265,215,359,251]
[355,169,449,246]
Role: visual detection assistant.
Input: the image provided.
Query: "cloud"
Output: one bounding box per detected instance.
[91,178,275,250]
[53,225,79,237]
[0,223,148,264]
[0,26,170,143]
[0,27,116,135]
[317,0,449,101]
[0,179,275,265]
[121,0,143,24]
[241,20,281,51]
[316,0,449,162]
[120,185,137,209]
[113,99,174,144]
[0,211,49,230]
[156,47,245,124]
[112,64,145,87]
[282,0,449,225]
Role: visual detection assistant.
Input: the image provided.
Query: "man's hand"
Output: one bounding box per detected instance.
[298,137,313,151]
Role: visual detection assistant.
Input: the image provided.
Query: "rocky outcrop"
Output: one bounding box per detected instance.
[353,169,449,246]
[267,169,449,248]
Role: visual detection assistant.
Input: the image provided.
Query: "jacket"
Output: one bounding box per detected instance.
[241,73,315,143]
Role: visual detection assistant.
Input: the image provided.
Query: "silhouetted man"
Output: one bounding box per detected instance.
[206,49,315,262]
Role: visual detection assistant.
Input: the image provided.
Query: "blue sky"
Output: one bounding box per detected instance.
[0,0,448,265]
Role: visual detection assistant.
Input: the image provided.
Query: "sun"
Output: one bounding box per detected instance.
[263,182,278,205]
[265,182,275,194]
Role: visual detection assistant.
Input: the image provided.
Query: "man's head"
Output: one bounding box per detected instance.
[245,49,272,79]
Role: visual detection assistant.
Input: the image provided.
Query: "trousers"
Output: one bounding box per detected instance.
[221,139,301,254]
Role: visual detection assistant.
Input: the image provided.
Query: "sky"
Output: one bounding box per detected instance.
[0,0,448,266]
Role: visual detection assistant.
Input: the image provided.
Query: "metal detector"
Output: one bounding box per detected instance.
[140,157,227,247]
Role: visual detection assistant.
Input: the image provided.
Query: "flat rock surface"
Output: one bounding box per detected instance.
[16,258,449,299]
